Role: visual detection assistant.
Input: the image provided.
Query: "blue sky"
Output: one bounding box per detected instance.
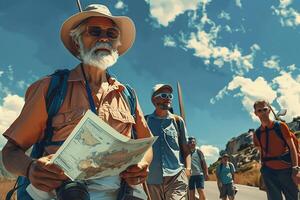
[1,0,300,164]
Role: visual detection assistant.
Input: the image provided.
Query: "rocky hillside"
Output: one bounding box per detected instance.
[209,117,300,187]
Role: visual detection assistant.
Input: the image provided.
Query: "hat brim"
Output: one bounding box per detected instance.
[61,11,136,59]
[152,84,173,97]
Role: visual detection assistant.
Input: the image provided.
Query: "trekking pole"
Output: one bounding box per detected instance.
[76,0,83,12]
[177,82,190,200]
[267,103,279,121]
[177,82,186,122]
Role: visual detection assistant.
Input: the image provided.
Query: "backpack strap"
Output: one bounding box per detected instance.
[43,69,70,147]
[196,148,206,172]
[122,84,137,139]
[7,69,70,200]
[31,69,70,158]
[273,121,287,146]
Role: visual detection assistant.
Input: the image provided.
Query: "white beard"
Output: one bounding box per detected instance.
[79,41,119,70]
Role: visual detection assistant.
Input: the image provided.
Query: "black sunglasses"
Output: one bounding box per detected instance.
[86,26,120,40]
[256,107,269,113]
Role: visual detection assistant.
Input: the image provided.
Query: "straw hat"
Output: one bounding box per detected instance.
[61,4,136,59]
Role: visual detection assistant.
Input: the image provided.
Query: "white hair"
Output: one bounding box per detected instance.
[69,19,121,70]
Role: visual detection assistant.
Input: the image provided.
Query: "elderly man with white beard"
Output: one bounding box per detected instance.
[2,4,153,200]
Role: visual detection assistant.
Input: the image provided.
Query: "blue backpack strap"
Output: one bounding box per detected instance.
[42,69,70,147]
[255,127,263,149]
[273,121,286,145]
[122,84,137,139]
[11,69,70,200]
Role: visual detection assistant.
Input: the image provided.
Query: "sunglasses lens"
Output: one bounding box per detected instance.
[107,28,119,39]
[88,26,102,37]
[169,94,173,99]
[161,94,168,98]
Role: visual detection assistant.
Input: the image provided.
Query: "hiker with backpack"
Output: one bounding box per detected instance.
[187,137,209,200]
[2,4,153,200]
[215,154,236,200]
[145,84,191,200]
[253,100,299,200]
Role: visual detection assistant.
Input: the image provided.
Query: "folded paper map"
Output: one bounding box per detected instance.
[50,110,157,181]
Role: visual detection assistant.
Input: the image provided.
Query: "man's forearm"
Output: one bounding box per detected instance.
[2,142,32,177]
[185,154,191,169]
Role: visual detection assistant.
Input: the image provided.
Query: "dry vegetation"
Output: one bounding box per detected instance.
[208,161,261,187]
[0,178,17,200]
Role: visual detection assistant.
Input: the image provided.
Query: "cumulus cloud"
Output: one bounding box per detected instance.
[272,0,300,27]
[114,1,127,10]
[287,64,296,71]
[184,25,260,75]
[211,76,277,120]
[263,55,281,71]
[153,0,260,75]
[218,11,231,20]
[200,145,220,164]
[0,94,24,147]
[273,72,300,121]
[235,0,242,8]
[211,70,300,122]
[145,0,202,26]
[163,35,177,47]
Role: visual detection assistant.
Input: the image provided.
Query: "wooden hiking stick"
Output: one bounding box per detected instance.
[177,82,186,121]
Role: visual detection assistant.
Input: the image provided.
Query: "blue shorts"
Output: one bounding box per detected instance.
[188,175,204,190]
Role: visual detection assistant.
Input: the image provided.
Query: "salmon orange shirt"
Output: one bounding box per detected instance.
[3,65,152,155]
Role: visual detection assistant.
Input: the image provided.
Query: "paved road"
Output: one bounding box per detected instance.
[203,181,267,200]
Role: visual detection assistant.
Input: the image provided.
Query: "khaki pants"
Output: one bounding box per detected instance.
[147,170,188,200]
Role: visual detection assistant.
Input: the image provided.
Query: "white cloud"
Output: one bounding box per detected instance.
[287,64,296,71]
[145,0,202,26]
[163,35,177,47]
[211,71,300,122]
[7,65,14,81]
[235,0,242,8]
[0,94,24,147]
[263,55,281,71]
[184,26,260,75]
[272,0,300,27]
[17,80,26,89]
[210,86,228,104]
[218,11,231,20]
[200,145,220,164]
[211,76,277,120]
[114,1,127,10]
[272,72,300,121]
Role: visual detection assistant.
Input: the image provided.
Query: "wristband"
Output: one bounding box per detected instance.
[26,159,36,178]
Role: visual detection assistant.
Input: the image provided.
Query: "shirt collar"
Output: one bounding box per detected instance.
[150,111,174,119]
[261,121,275,130]
[68,64,125,92]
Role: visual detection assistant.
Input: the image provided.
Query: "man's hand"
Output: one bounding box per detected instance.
[292,171,300,185]
[185,168,191,178]
[28,154,68,192]
[204,173,209,181]
[217,181,222,189]
[120,161,149,185]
